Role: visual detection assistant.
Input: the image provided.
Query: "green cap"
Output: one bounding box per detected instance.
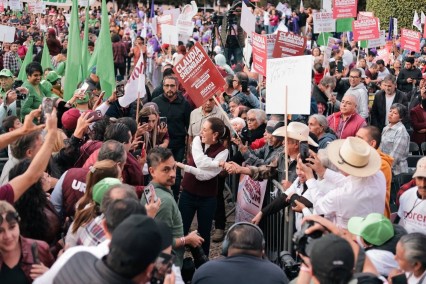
[46,71,61,83]
[92,177,122,205]
[0,69,14,78]
[76,92,90,104]
[348,213,394,246]
[40,80,52,92]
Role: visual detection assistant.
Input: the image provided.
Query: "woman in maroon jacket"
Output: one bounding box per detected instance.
[177,117,230,256]
[0,201,54,283]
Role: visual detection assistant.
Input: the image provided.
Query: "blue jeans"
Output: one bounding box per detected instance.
[178,190,217,256]
[170,146,185,201]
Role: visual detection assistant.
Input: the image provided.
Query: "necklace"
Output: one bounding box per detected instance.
[404,198,425,219]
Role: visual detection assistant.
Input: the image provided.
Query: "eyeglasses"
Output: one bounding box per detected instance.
[0,211,20,224]
[163,84,176,88]
[232,79,239,83]
[349,76,360,79]
[247,118,257,122]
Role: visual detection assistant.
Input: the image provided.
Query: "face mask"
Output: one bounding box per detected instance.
[422,98,426,109]
[356,235,365,248]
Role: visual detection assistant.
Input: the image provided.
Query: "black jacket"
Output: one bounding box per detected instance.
[370,90,409,131]
[240,123,266,146]
[152,93,191,148]
[105,100,137,119]
[397,67,422,93]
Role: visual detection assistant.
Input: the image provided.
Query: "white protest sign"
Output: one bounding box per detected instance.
[313,12,336,33]
[275,21,289,33]
[177,1,197,41]
[266,55,312,115]
[163,8,180,25]
[151,17,157,36]
[0,25,16,43]
[235,175,268,222]
[393,18,398,37]
[276,2,285,13]
[241,1,255,35]
[120,54,146,107]
[322,0,332,11]
[161,24,179,46]
[9,0,22,10]
[367,30,386,48]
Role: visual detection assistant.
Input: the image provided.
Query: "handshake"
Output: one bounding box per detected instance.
[220,161,244,174]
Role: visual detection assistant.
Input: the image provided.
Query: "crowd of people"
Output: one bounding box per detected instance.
[0,1,426,284]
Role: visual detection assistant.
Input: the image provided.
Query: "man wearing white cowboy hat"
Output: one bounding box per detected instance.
[307,136,386,229]
[397,157,426,234]
[224,122,318,188]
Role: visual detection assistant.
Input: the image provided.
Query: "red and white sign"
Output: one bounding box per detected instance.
[400,29,421,52]
[0,2,4,12]
[352,17,380,41]
[272,31,307,58]
[120,54,146,107]
[251,32,268,76]
[235,175,267,222]
[333,0,357,19]
[357,11,374,20]
[156,14,173,35]
[266,34,276,58]
[173,42,226,107]
[313,12,336,33]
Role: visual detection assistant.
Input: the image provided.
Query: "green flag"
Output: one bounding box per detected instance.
[336,18,354,32]
[63,0,82,101]
[81,5,90,80]
[41,37,53,72]
[360,40,368,48]
[88,0,115,98]
[17,43,33,82]
[317,32,332,46]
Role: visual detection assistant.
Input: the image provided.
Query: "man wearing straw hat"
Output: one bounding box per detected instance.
[306,136,386,229]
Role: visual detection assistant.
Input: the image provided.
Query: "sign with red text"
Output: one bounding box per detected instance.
[251,32,268,76]
[173,42,226,107]
[352,17,379,41]
[333,0,357,19]
[235,175,268,222]
[156,14,173,35]
[266,34,276,58]
[119,54,146,107]
[313,12,336,33]
[400,29,421,52]
[272,31,307,58]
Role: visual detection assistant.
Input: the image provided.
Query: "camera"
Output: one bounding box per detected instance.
[293,221,323,257]
[15,90,27,100]
[280,251,300,280]
[189,245,208,269]
[211,12,223,26]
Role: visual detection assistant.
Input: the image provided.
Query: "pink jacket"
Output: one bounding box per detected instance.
[327,112,366,139]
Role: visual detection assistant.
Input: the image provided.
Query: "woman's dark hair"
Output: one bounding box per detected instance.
[2,115,19,132]
[104,123,131,143]
[206,117,230,144]
[8,159,49,241]
[390,103,407,121]
[26,61,43,76]
[90,117,111,141]
[116,117,137,136]
[111,33,121,43]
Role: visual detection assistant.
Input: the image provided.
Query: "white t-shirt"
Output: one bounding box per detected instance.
[366,249,398,277]
[378,67,391,80]
[398,187,426,234]
[385,94,396,125]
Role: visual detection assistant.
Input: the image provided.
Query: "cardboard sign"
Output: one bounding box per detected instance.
[357,11,374,20]
[9,0,22,10]
[313,12,336,33]
[251,32,267,76]
[235,175,268,223]
[161,24,178,46]
[241,2,256,36]
[0,2,3,12]
[22,0,72,6]
[400,29,421,52]
[177,1,197,42]
[266,55,312,115]
[272,31,306,58]
[367,30,386,48]
[266,34,276,58]
[173,42,226,107]
[333,0,357,19]
[323,0,332,12]
[352,17,379,41]
[163,8,180,25]
[0,25,16,43]
[156,14,173,35]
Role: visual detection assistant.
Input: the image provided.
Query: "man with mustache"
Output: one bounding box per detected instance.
[397,157,426,233]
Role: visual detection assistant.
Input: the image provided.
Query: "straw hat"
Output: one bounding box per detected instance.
[272,122,319,147]
[326,137,381,177]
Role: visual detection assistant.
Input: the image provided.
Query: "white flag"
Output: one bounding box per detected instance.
[300,0,303,10]
[422,11,426,24]
[119,54,146,107]
[413,10,422,32]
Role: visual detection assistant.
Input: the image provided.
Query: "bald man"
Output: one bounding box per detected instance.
[327,94,367,138]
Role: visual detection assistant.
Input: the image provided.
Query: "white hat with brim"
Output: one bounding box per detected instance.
[272,122,319,147]
[326,137,381,178]
[413,157,426,178]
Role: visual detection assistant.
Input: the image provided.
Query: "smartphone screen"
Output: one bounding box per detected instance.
[159,117,167,128]
[42,98,54,115]
[337,61,344,73]
[144,184,157,203]
[139,116,149,124]
[150,253,175,284]
[80,82,90,93]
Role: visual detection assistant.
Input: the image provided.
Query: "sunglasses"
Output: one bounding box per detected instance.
[0,211,20,224]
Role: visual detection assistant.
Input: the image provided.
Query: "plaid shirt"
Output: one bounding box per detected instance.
[380,121,410,175]
[76,215,106,246]
[112,41,127,64]
[3,51,21,75]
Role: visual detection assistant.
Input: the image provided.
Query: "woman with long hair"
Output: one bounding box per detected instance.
[9,160,61,247]
[0,201,55,283]
[138,105,169,151]
[66,159,122,246]
[177,117,230,256]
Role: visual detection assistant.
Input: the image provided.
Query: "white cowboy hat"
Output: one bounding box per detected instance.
[327,137,381,178]
[272,122,319,147]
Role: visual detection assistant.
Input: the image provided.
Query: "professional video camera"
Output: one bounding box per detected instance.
[279,251,300,280]
[292,221,323,257]
[211,12,224,26]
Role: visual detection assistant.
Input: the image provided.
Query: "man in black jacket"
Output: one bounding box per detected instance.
[397,57,422,93]
[152,75,191,200]
[371,74,409,131]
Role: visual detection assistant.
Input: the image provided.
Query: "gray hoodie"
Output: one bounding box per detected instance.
[344,83,369,119]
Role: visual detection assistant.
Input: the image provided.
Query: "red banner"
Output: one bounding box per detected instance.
[400,29,421,52]
[272,31,307,58]
[251,32,267,76]
[352,18,380,41]
[173,42,226,107]
[333,0,358,19]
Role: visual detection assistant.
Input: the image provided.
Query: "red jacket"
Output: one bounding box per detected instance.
[0,237,54,282]
[327,112,366,139]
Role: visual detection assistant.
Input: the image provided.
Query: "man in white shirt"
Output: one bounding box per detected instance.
[307,137,386,228]
[376,59,390,81]
[398,157,426,234]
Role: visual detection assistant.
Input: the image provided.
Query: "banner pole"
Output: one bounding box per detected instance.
[284,85,288,182]
[136,91,141,120]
